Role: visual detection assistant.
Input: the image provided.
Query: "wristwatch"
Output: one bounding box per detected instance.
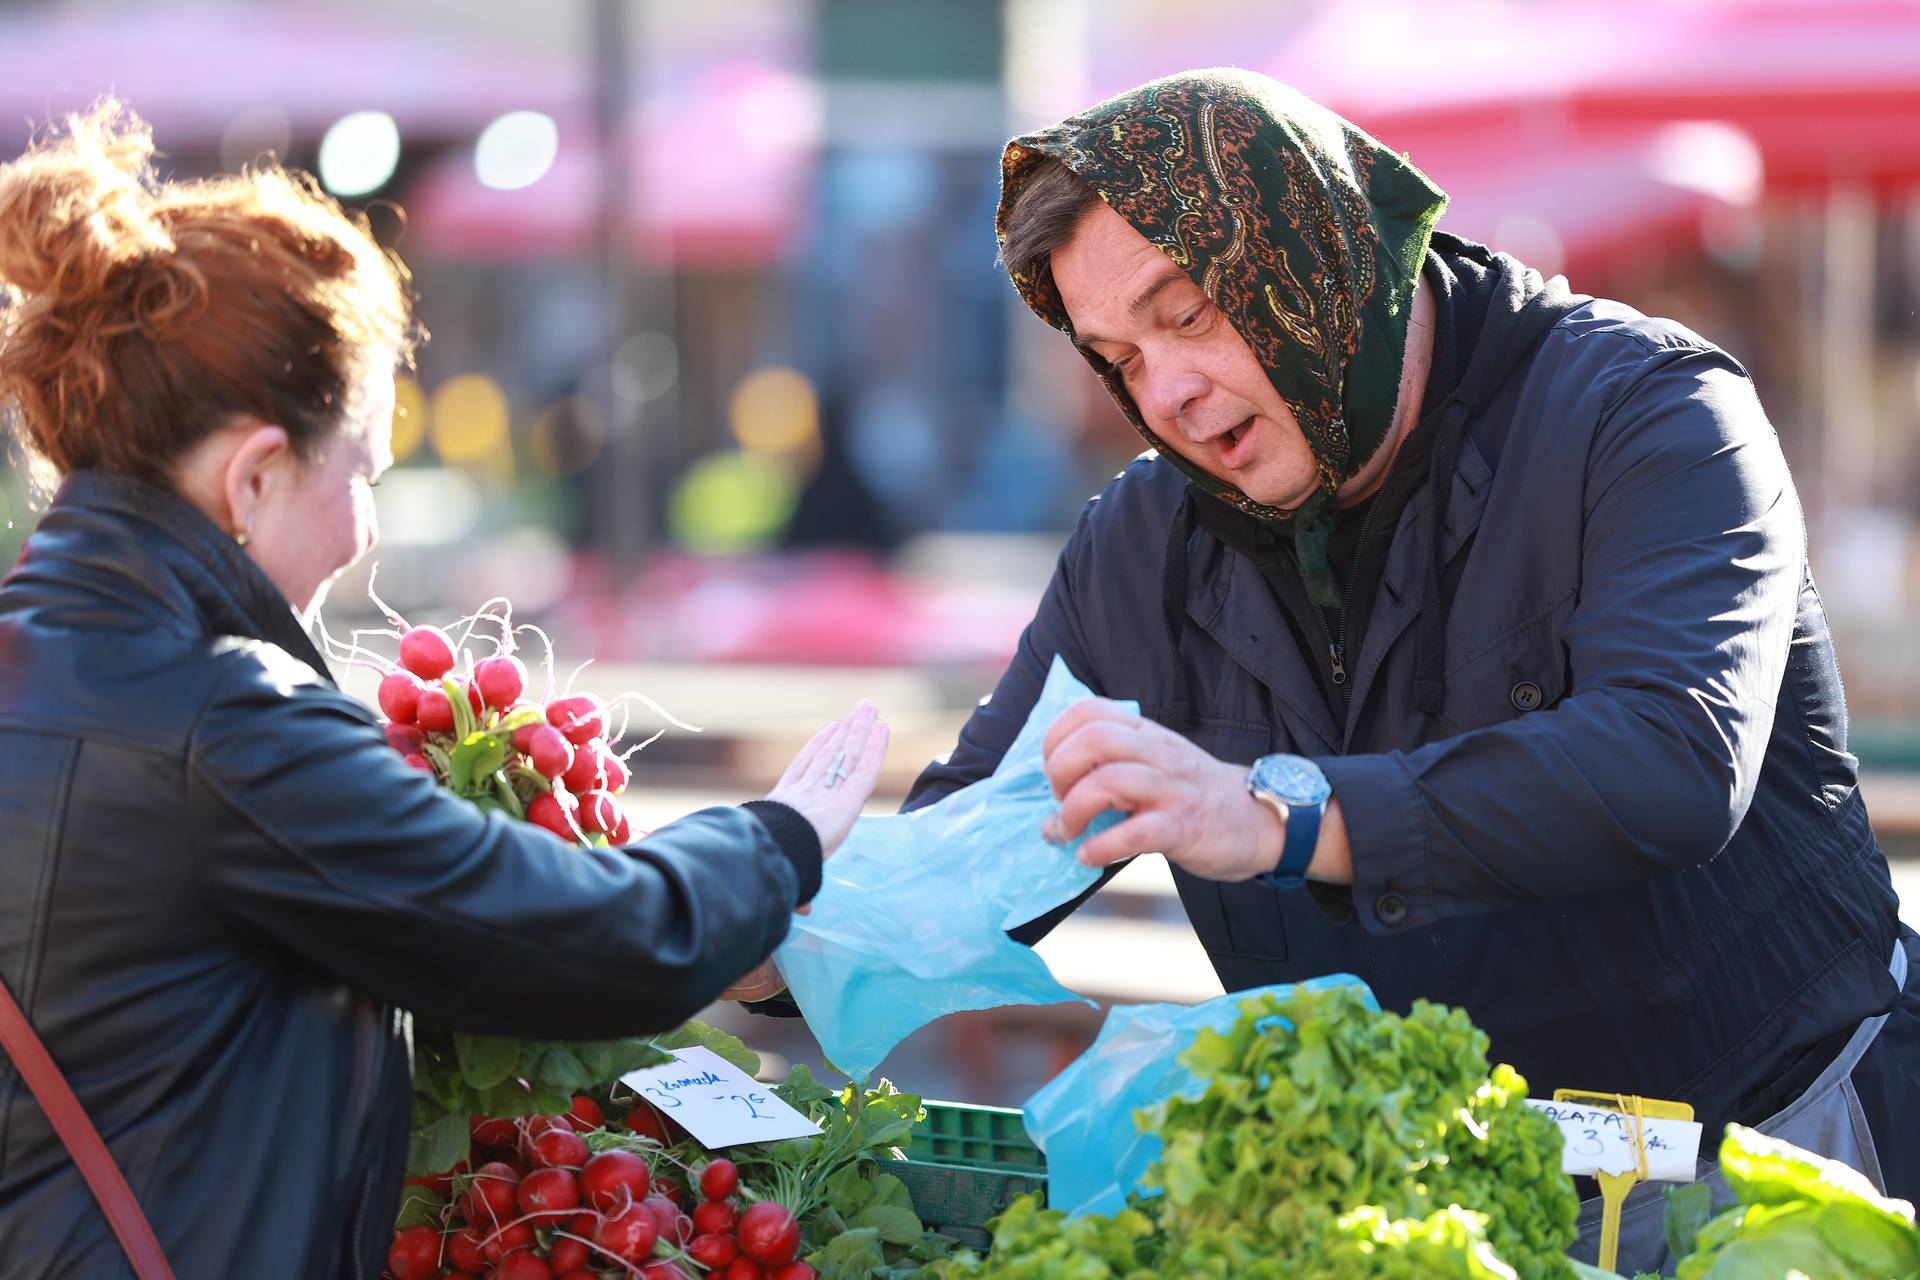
[1246,754,1332,891]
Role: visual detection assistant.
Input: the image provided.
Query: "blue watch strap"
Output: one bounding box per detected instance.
[1264,800,1321,891]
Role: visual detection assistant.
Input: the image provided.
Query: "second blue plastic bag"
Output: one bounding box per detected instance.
[775,656,1128,1082]
[1024,974,1380,1218]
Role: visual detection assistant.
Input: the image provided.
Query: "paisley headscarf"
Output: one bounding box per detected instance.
[998,69,1447,605]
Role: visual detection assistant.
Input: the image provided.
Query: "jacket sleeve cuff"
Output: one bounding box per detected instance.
[740,800,823,906]
[741,991,804,1018]
[1315,753,1433,935]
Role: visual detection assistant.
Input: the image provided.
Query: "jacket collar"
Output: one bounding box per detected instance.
[1184,435,1493,754]
[42,470,335,682]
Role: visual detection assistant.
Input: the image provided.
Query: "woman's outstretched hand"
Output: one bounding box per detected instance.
[719,701,889,1005]
[765,700,889,856]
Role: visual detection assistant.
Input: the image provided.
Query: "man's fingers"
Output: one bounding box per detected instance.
[1079,812,1177,868]
[1054,761,1159,841]
[1041,697,1135,760]
[1043,719,1149,801]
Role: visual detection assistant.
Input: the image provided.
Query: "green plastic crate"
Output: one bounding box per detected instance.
[880,1100,1047,1250]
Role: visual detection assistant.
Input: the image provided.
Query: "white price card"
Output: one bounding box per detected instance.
[619,1046,822,1149]
[1525,1099,1703,1182]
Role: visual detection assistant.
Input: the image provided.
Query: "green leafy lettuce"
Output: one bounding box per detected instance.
[936,985,1579,1278]
[1673,1126,1920,1280]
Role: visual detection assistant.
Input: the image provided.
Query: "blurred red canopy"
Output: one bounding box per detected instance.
[403,61,819,266]
[0,5,577,144]
[1272,0,1920,194]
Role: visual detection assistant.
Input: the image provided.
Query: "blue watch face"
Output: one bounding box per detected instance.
[1251,755,1332,807]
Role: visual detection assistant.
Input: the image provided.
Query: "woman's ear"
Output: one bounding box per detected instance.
[220,422,292,543]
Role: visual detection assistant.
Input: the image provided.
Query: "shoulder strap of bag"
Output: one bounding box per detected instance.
[0,975,175,1279]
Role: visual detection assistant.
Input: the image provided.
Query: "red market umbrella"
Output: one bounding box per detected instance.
[0,5,578,145]
[402,61,819,267]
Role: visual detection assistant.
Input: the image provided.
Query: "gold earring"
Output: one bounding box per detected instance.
[235,527,251,548]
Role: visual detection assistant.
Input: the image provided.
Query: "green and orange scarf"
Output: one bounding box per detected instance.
[998,69,1447,605]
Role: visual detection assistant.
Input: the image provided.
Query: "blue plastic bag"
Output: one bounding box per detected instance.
[775,656,1130,1082]
[1024,974,1380,1218]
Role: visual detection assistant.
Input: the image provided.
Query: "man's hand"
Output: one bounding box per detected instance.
[1040,699,1289,882]
[720,958,786,1004]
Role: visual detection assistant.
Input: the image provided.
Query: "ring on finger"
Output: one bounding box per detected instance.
[823,749,851,788]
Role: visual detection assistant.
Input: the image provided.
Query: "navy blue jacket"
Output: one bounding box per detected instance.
[908,243,1911,1154]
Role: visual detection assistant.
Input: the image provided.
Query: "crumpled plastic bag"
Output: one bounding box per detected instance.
[775,656,1130,1082]
[1024,974,1381,1218]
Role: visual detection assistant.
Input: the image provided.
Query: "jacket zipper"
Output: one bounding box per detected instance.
[1315,438,1405,701]
[350,1164,375,1280]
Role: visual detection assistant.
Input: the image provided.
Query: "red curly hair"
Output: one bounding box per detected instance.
[0,100,421,490]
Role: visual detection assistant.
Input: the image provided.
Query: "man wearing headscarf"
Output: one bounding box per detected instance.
[906,70,1918,1266]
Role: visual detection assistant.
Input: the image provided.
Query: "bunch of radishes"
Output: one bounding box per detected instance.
[360,598,660,848]
[387,1105,811,1280]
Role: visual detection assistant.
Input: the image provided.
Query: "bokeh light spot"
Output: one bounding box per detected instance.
[530,396,606,476]
[318,111,401,197]
[475,111,560,191]
[668,451,798,555]
[730,366,819,456]
[429,374,511,467]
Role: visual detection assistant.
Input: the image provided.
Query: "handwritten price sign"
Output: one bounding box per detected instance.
[1525,1099,1702,1181]
[620,1046,822,1149]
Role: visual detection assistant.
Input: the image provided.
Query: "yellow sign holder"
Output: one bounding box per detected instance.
[1552,1090,1696,1274]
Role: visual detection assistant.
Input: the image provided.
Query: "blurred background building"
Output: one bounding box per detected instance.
[5,0,1920,1097]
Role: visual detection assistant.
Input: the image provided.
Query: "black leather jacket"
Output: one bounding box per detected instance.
[0,471,821,1279]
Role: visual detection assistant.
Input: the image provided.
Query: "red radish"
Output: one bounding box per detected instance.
[526,790,580,842]
[516,1166,581,1215]
[640,1266,692,1280]
[482,1219,535,1263]
[446,1225,488,1273]
[492,1249,552,1280]
[516,724,573,779]
[688,1233,739,1268]
[725,1260,767,1280]
[698,1158,740,1202]
[737,1202,800,1266]
[638,1195,687,1244]
[579,790,623,837]
[771,1266,817,1280]
[461,1161,521,1229]
[626,1104,670,1145]
[386,1225,440,1280]
[378,671,425,723]
[546,694,606,746]
[470,1116,518,1149]
[565,1095,604,1133]
[399,625,457,680]
[546,1230,590,1274]
[385,722,427,755]
[415,688,456,734]
[464,680,485,718]
[560,738,608,796]
[593,1201,660,1261]
[601,750,631,795]
[578,1150,651,1211]
[474,656,527,709]
[403,752,434,773]
[606,808,634,845]
[559,1273,603,1280]
[529,1126,589,1170]
[692,1200,737,1236]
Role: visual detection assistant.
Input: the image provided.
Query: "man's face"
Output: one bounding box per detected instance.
[1051,201,1318,509]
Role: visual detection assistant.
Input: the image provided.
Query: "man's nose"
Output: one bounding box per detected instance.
[1133,360,1209,428]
